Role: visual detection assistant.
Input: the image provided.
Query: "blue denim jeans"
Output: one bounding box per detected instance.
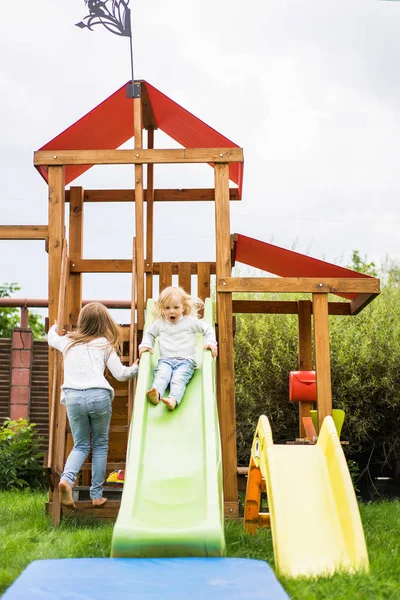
[62,388,112,500]
[152,358,195,405]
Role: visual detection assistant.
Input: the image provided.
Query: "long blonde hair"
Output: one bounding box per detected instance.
[154,286,204,320]
[66,302,122,355]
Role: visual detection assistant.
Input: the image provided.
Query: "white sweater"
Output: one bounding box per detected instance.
[48,324,138,403]
[139,316,217,365]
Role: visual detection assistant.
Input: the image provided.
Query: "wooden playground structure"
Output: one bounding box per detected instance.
[0,80,380,526]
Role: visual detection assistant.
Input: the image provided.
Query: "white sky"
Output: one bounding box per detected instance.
[1,0,399,321]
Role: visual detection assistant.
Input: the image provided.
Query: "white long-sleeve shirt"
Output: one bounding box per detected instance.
[139,316,217,366]
[47,324,138,403]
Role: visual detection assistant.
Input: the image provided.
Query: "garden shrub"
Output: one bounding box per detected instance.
[0,419,45,489]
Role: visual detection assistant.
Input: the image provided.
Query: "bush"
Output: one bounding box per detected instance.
[0,419,45,490]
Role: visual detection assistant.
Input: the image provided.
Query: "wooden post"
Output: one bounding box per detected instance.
[298,300,313,437]
[68,187,84,327]
[313,293,332,431]
[145,128,154,301]
[134,92,145,332]
[214,163,238,517]
[47,166,65,412]
[128,238,137,423]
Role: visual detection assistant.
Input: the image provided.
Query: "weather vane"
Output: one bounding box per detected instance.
[76,0,139,97]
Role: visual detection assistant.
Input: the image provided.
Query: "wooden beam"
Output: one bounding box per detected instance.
[232,300,351,315]
[134,96,145,330]
[65,188,241,202]
[141,82,157,129]
[34,148,244,166]
[217,277,380,294]
[215,163,238,515]
[298,300,314,437]
[68,187,84,326]
[350,293,379,315]
[70,260,216,275]
[313,293,332,430]
[48,166,65,415]
[0,225,48,240]
[145,129,154,301]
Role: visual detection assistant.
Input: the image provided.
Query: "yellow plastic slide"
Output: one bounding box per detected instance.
[247,415,369,578]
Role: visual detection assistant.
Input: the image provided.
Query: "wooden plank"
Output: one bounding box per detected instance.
[350,293,379,315]
[128,238,137,423]
[141,82,157,130]
[298,300,313,437]
[34,148,244,166]
[65,188,241,202]
[197,263,211,302]
[71,259,132,273]
[232,300,351,315]
[68,187,84,326]
[217,277,380,294]
[0,225,48,240]
[313,293,332,431]
[145,129,154,301]
[178,263,192,294]
[159,263,173,292]
[47,166,65,419]
[134,96,145,331]
[214,163,238,512]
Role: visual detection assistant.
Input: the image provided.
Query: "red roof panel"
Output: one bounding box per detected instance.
[234,234,372,300]
[36,80,243,194]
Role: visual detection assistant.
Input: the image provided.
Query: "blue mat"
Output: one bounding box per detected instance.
[3,558,288,599]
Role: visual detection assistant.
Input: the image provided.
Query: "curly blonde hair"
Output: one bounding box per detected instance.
[154,286,204,320]
[65,302,122,355]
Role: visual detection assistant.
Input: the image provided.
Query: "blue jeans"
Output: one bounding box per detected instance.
[62,388,112,500]
[152,358,195,405]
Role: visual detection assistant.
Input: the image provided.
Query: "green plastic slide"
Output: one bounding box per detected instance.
[111,299,225,557]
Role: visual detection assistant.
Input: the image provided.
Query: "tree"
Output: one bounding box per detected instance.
[0,283,45,339]
[347,250,377,277]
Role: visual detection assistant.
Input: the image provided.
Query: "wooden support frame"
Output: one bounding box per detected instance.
[217,277,380,294]
[214,163,238,517]
[232,300,351,315]
[68,187,84,327]
[34,148,244,166]
[145,129,155,301]
[0,225,48,239]
[297,300,314,437]
[47,166,65,412]
[64,188,241,202]
[134,96,145,331]
[313,293,332,431]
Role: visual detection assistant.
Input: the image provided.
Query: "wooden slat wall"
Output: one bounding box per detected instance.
[0,339,11,422]
[30,340,49,450]
[157,262,213,301]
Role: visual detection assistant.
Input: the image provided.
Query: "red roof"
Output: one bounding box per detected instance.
[36,80,243,196]
[234,234,372,300]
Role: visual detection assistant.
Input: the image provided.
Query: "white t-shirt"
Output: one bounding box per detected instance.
[47,324,138,403]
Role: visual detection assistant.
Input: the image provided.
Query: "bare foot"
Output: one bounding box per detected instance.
[92,497,108,507]
[161,397,177,411]
[59,479,75,508]
[146,388,160,405]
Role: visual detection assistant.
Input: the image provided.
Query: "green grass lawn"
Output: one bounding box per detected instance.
[1,490,399,599]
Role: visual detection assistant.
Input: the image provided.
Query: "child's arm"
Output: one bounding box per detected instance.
[194,320,218,357]
[106,352,139,381]
[138,321,159,357]
[47,323,69,353]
